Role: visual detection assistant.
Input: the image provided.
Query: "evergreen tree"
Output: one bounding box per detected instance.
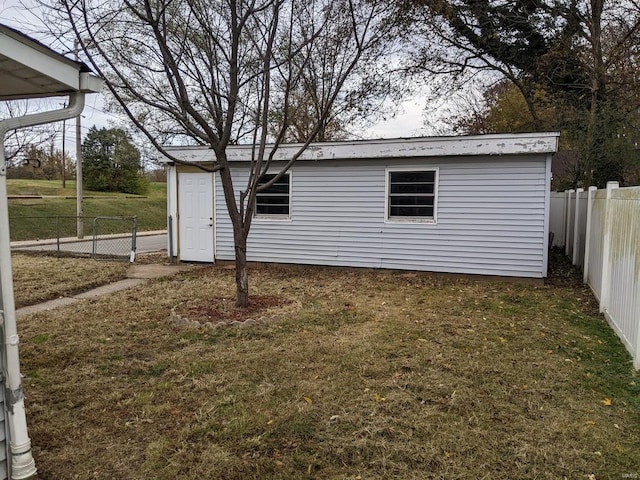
[82,127,148,194]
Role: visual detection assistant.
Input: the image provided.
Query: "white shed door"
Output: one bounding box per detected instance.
[178,172,214,262]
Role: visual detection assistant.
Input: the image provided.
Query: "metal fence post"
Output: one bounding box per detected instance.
[130,216,138,263]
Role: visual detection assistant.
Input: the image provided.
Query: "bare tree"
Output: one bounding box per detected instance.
[51,0,393,306]
[1,100,59,168]
[267,26,399,142]
[576,0,640,186]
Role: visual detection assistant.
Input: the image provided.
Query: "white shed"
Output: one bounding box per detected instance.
[164,132,559,278]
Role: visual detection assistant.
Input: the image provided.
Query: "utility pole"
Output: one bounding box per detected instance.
[75,39,84,239]
[61,106,66,188]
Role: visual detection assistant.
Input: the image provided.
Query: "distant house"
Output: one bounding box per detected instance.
[163,132,559,278]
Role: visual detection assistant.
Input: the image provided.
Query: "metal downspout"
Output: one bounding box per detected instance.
[0,91,86,479]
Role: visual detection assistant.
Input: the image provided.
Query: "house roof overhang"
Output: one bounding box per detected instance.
[0,23,107,480]
[0,24,103,100]
[161,132,560,164]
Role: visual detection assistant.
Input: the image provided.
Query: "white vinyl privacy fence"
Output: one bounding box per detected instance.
[550,183,640,368]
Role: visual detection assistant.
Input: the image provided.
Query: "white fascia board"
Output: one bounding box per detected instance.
[79,71,105,94]
[0,30,81,91]
[162,132,560,164]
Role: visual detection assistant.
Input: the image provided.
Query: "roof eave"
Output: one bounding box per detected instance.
[0,24,104,100]
[160,132,561,164]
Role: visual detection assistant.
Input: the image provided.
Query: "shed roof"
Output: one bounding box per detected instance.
[163,132,560,164]
[0,23,103,100]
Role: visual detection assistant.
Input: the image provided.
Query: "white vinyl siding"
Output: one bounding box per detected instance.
[214,155,549,278]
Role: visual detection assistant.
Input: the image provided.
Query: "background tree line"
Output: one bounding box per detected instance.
[6,124,148,195]
[399,0,640,189]
[6,144,74,181]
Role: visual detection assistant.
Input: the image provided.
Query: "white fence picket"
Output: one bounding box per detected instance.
[586,189,606,301]
[566,190,575,257]
[550,184,640,368]
[573,188,589,267]
[603,189,640,367]
[549,192,567,247]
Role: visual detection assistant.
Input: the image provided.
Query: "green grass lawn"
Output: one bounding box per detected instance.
[7,179,120,197]
[17,256,640,479]
[8,180,167,241]
[11,253,130,308]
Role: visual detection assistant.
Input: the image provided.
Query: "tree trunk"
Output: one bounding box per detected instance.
[583,90,600,187]
[584,0,605,188]
[234,232,249,308]
[216,157,250,308]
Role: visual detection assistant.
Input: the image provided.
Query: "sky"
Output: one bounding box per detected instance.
[1,0,432,159]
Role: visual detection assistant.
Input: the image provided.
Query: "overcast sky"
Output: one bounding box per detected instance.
[1,0,432,158]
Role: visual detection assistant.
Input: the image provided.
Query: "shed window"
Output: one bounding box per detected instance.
[387,170,437,221]
[256,173,290,217]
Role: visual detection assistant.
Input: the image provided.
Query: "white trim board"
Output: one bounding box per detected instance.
[162,133,560,164]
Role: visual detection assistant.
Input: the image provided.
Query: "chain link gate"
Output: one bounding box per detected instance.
[92,216,138,262]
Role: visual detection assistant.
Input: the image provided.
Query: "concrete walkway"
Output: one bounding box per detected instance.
[16,263,197,319]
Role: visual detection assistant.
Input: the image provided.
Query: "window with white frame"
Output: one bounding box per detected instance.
[255,173,290,218]
[387,169,438,221]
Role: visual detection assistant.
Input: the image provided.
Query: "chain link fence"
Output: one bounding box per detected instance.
[92,216,138,261]
[9,215,90,243]
[9,215,137,261]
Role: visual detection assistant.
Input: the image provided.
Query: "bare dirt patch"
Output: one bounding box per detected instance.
[174,295,293,325]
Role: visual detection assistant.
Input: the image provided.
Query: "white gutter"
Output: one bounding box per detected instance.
[0,90,88,479]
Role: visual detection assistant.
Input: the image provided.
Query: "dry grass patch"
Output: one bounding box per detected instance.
[18,260,640,479]
[11,253,129,308]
